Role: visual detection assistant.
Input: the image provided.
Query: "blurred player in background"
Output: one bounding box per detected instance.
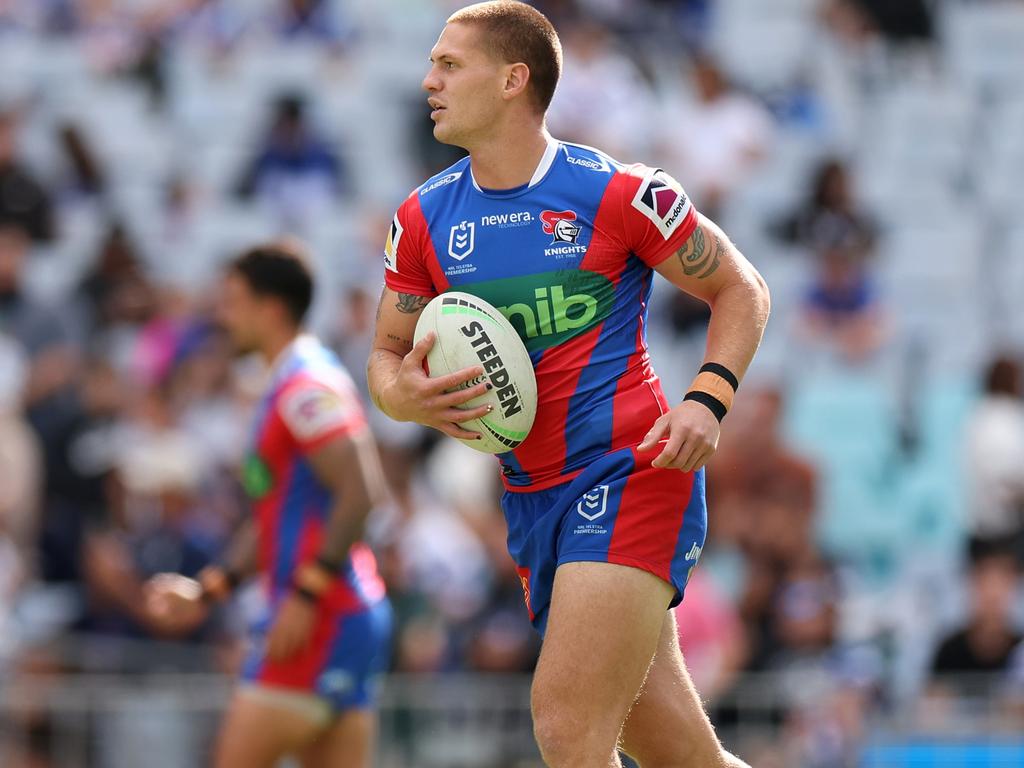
[367,2,769,766]
[146,242,391,768]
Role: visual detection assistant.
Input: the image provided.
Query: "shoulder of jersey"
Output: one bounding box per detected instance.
[415,156,472,199]
[558,141,624,177]
[289,342,353,391]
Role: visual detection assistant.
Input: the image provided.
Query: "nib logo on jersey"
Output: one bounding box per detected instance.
[540,209,588,259]
[468,269,615,353]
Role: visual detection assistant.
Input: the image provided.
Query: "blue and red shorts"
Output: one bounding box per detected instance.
[502,446,707,636]
[241,596,392,712]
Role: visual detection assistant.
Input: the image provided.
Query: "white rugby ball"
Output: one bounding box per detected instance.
[414,291,537,454]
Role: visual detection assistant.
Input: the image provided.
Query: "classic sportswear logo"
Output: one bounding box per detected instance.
[420,171,462,195]
[566,155,608,171]
[448,220,475,261]
[631,168,692,240]
[684,543,702,562]
[540,210,581,244]
[577,485,609,521]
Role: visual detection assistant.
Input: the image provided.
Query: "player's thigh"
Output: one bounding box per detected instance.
[619,611,732,768]
[298,709,375,768]
[214,688,326,768]
[532,561,674,742]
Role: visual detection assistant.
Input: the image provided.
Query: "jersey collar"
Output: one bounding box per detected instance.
[267,333,316,388]
[469,135,560,194]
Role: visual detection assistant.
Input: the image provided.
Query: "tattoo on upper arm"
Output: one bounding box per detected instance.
[676,227,723,279]
[395,293,430,314]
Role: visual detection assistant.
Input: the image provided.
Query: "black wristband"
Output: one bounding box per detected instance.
[698,363,739,392]
[684,390,728,422]
[293,585,320,604]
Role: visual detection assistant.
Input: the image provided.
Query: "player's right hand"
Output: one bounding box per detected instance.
[384,332,493,440]
[143,573,210,637]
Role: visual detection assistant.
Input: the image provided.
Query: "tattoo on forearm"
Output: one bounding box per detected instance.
[395,293,430,314]
[387,333,412,346]
[676,227,722,279]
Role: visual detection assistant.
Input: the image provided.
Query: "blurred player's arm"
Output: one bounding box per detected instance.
[306,430,385,567]
[366,286,491,439]
[142,519,257,637]
[261,429,388,662]
[639,213,770,471]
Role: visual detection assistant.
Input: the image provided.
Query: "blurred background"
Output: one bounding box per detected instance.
[0,0,1023,766]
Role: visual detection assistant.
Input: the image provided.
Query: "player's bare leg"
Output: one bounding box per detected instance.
[530,562,672,767]
[298,709,375,768]
[213,688,327,768]
[619,611,750,768]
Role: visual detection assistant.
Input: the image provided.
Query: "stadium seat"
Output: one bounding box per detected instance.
[943,2,1024,92]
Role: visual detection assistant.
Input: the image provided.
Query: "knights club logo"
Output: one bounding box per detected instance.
[577,484,610,521]
[540,209,581,244]
[448,220,475,261]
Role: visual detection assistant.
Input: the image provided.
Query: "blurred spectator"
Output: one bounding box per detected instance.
[0,334,41,558]
[928,540,1022,699]
[47,0,143,73]
[167,320,248,469]
[0,225,78,417]
[707,387,819,666]
[53,121,107,203]
[235,92,348,227]
[963,356,1024,550]
[645,0,713,51]
[35,356,124,584]
[658,55,774,220]
[149,0,247,53]
[80,398,217,642]
[798,226,886,364]
[773,157,877,255]
[770,556,840,665]
[268,0,354,49]
[546,18,657,158]
[822,0,934,47]
[0,109,56,242]
[77,221,157,341]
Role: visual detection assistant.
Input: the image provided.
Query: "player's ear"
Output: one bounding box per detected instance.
[502,62,531,102]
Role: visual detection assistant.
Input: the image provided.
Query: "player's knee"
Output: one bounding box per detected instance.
[532,699,617,767]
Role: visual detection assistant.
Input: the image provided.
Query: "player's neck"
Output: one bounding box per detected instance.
[467,124,552,190]
[261,327,302,368]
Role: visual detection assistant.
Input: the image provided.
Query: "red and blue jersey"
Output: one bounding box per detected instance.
[243,336,386,614]
[384,140,700,492]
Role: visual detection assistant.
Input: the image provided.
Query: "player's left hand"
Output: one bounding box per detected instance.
[637,401,721,471]
[266,593,318,661]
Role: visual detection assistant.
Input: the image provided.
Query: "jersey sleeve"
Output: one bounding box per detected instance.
[276,378,366,454]
[383,193,438,297]
[619,165,700,268]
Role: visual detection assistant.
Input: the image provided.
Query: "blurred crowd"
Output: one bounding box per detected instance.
[0,0,1023,766]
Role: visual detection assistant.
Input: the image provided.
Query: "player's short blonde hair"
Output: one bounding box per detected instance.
[448,1,562,113]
